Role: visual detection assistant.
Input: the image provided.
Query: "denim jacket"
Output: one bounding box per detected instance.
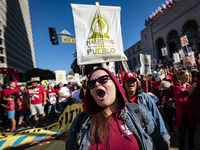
[66,105,168,150]
[137,92,170,142]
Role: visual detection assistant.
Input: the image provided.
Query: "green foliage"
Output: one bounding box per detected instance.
[25,68,55,81]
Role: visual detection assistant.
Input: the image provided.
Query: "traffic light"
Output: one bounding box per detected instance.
[49,27,59,45]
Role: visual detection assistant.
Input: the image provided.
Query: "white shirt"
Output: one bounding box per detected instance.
[58,87,71,102]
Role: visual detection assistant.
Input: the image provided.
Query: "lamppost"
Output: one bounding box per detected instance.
[79,65,85,77]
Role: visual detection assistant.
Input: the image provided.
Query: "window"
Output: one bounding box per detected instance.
[132,47,134,53]
[138,45,140,50]
[128,51,130,56]
[145,34,147,39]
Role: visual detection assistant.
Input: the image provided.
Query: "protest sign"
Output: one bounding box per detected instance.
[140,54,151,75]
[173,52,180,62]
[154,69,165,81]
[182,52,195,68]
[181,35,189,47]
[179,49,185,59]
[71,3,127,65]
[161,47,168,56]
[55,70,66,83]
[49,93,56,104]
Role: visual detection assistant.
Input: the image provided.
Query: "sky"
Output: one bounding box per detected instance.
[29,0,166,74]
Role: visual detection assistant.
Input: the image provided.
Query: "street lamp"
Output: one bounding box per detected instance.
[79,65,85,77]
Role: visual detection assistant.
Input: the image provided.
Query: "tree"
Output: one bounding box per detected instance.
[71,50,102,76]
[25,68,55,81]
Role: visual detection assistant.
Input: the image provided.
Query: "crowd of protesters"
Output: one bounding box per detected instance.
[0,77,83,132]
[0,54,200,150]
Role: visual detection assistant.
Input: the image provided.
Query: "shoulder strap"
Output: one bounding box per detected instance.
[126,102,146,130]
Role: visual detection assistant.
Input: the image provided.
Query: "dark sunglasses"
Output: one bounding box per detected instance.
[87,75,110,89]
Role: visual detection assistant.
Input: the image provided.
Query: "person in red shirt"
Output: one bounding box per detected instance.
[140,75,152,93]
[16,85,30,129]
[173,69,197,150]
[27,78,47,127]
[54,82,62,113]
[1,95,16,131]
[3,81,20,100]
[46,83,57,117]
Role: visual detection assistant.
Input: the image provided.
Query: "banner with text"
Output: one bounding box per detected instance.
[71,3,127,65]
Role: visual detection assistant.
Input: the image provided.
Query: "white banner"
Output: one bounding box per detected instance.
[71,3,127,65]
[55,70,66,84]
[140,54,151,75]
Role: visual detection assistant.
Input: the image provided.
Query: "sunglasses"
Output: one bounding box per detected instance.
[87,75,110,89]
[185,74,191,78]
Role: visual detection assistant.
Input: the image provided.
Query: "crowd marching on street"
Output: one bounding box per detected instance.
[0,54,200,150]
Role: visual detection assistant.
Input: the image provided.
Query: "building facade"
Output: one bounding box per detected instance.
[121,0,200,72]
[0,0,35,82]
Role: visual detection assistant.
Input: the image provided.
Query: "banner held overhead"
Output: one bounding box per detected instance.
[71,3,127,65]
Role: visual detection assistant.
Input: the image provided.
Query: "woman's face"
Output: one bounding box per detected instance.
[124,78,137,94]
[181,71,190,83]
[48,84,52,89]
[90,70,117,108]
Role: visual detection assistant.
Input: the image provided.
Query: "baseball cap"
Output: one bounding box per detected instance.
[123,72,137,82]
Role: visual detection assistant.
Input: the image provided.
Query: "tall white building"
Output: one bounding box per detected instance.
[0,0,35,81]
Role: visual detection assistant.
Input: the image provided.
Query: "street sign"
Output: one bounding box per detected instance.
[62,38,76,43]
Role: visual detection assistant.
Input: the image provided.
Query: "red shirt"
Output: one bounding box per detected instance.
[27,86,46,104]
[128,94,139,105]
[89,113,140,150]
[3,87,20,98]
[173,83,197,130]
[55,88,61,95]
[16,92,28,110]
[141,78,152,93]
[6,100,15,112]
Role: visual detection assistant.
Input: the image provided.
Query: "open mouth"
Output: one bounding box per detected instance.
[96,89,106,99]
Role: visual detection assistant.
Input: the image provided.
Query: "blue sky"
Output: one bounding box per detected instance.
[29,0,166,74]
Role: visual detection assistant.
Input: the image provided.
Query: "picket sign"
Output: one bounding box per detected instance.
[181,35,189,53]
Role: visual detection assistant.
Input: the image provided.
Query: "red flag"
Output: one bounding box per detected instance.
[120,65,123,83]
[14,74,18,85]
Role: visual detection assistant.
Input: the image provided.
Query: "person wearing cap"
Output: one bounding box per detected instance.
[66,67,167,150]
[173,69,197,150]
[158,81,176,137]
[27,78,47,127]
[123,72,170,148]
